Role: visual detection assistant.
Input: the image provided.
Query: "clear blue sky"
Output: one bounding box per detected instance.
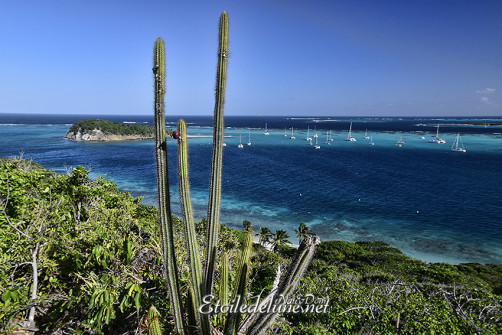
[1,0,501,116]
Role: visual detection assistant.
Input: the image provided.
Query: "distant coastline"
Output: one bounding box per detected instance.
[64,118,158,141]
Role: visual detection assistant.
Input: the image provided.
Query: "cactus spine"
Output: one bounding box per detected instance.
[152,37,185,333]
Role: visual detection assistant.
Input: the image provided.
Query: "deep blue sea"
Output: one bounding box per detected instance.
[1,113,502,264]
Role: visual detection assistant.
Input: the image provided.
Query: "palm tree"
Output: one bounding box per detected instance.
[242,220,254,233]
[256,227,273,246]
[270,229,291,252]
[294,222,312,245]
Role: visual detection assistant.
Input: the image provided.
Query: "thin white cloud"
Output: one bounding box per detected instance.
[476,88,496,94]
[480,97,493,104]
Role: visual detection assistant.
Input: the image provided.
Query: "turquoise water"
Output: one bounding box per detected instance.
[1,114,502,264]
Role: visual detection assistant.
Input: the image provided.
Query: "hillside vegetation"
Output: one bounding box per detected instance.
[1,158,501,334]
[67,119,156,137]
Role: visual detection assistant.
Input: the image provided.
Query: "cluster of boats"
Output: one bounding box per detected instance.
[234,123,469,152]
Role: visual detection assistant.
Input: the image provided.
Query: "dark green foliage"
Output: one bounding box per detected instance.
[270,229,292,252]
[286,240,502,334]
[242,220,254,233]
[68,118,156,137]
[0,158,167,334]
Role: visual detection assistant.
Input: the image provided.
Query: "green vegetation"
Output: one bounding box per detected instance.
[1,158,501,334]
[0,157,163,333]
[67,119,156,137]
[286,240,502,334]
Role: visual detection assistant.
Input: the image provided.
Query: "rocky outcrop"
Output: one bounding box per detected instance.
[64,128,154,142]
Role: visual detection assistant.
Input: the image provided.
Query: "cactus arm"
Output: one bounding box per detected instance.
[204,11,229,298]
[234,232,253,292]
[243,236,321,335]
[187,286,199,335]
[224,233,252,334]
[153,37,185,334]
[224,262,249,335]
[218,252,229,328]
[147,306,163,335]
[177,119,209,334]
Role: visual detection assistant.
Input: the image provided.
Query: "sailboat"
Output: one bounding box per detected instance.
[429,124,446,144]
[290,127,296,139]
[329,130,334,141]
[396,135,404,147]
[451,133,466,152]
[247,131,251,146]
[314,134,320,149]
[325,131,330,145]
[305,126,312,141]
[264,123,269,136]
[313,126,318,138]
[238,134,244,148]
[369,134,374,146]
[364,129,370,139]
[346,122,356,141]
[284,127,287,137]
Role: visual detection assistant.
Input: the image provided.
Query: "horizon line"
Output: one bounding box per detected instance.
[1,112,501,119]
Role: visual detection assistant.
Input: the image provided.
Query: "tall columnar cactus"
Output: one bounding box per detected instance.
[204,11,229,300]
[153,11,320,335]
[152,37,185,333]
[177,119,209,334]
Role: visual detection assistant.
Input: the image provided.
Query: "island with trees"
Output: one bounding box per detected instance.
[64,119,159,141]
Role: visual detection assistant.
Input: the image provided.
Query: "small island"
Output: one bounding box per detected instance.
[65,119,159,141]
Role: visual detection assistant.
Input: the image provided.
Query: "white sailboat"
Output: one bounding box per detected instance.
[329,130,333,141]
[305,126,312,141]
[247,131,251,146]
[284,127,287,137]
[396,135,404,147]
[364,129,370,139]
[238,134,244,148]
[451,133,466,152]
[314,134,320,149]
[264,123,269,136]
[313,126,318,138]
[429,124,446,144]
[346,122,356,141]
[369,134,374,146]
[325,130,330,145]
[290,127,296,139]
